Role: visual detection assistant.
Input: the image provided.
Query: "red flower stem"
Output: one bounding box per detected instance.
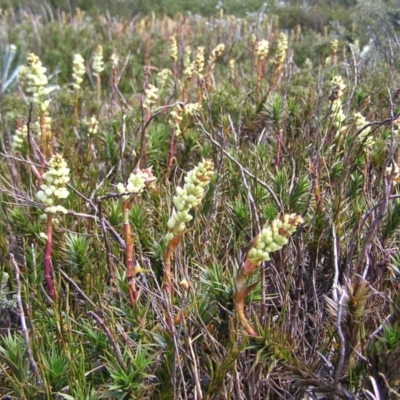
[96,75,101,103]
[73,90,79,123]
[44,213,55,300]
[166,128,175,179]
[122,202,137,305]
[162,243,174,298]
[235,258,259,336]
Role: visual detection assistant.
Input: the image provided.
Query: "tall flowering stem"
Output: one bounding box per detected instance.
[330,75,346,139]
[255,39,269,93]
[72,53,85,123]
[194,46,205,103]
[167,105,183,179]
[235,214,303,336]
[92,45,104,103]
[354,112,374,193]
[166,103,201,179]
[270,33,288,90]
[35,154,70,300]
[169,36,178,78]
[206,43,225,90]
[163,159,214,297]
[182,46,193,102]
[143,84,159,122]
[19,53,52,170]
[117,167,156,305]
[86,116,98,158]
[122,201,135,302]
[331,39,338,66]
[140,84,159,162]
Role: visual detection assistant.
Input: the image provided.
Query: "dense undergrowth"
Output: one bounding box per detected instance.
[0,3,400,399]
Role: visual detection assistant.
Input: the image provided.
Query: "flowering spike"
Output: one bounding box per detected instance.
[72,53,85,90]
[163,160,214,298]
[35,154,70,215]
[235,214,303,336]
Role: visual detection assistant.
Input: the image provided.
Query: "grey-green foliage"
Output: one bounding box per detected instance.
[1,44,20,94]
[0,272,16,311]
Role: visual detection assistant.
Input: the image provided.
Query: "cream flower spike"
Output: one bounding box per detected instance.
[35,154,70,214]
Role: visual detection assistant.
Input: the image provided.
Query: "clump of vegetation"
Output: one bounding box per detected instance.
[1,1,400,398]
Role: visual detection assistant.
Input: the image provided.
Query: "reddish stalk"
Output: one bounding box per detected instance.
[162,233,184,335]
[235,258,259,337]
[162,233,183,297]
[166,128,175,179]
[43,213,55,300]
[73,90,79,123]
[39,112,48,178]
[111,66,118,107]
[122,201,137,305]
[256,58,265,94]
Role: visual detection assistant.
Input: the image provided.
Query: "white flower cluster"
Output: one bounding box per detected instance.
[256,39,269,60]
[12,122,27,151]
[305,58,313,69]
[275,33,288,68]
[19,53,51,106]
[331,75,346,97]
[117,167,156,200]
[354,112,374,150]
[183,45,191,68]
[169,103,202,136]
[36,154,70,214]
[110,53,119,69]
[331,75,346,130]
[169,37,178,61]
[169,105,184,136]
[166,159,214,243]
[209,43,225,63]
[184,102,201,116]
[41,110,52,133]
[330,39,339,65]
[184,63,195,80]
[92,45,104,77]
[229,59,235,79]
[247,214,304,264]
[72,53,85,90]
[156,69,172,89]
[87,116,98,136]
[143,84,159,110]
[386,162,400,186]
[194,46,205,78]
